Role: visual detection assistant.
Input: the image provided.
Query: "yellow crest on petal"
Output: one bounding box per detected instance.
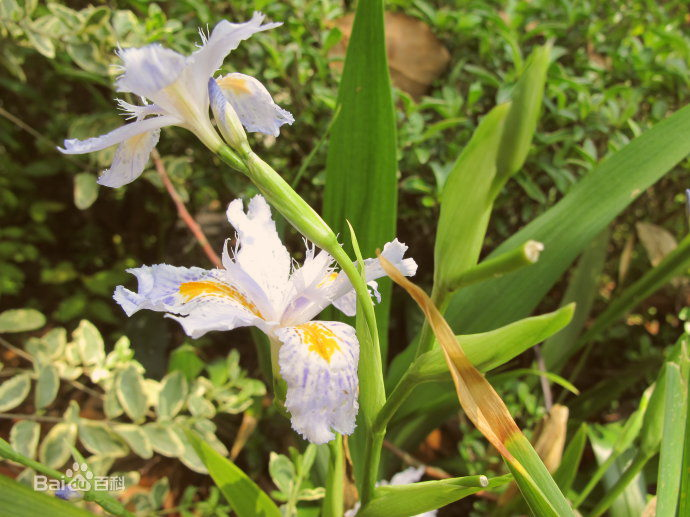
[217,75,252,96]
[179,280,263,318]
[296,322,341,362]
[317,272,338,288]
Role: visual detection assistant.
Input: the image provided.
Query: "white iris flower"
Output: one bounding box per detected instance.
[59,13,293,188]
[113,195,416,444]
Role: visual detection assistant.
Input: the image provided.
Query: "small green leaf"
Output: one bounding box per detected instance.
[73,319,105,366]
[0,309,45,333]
[39,422,77,469]
[171,427,207,474]
[40,327,67,359]
[47,2,83,29]
[104,385,124,419]
[269,452,295,495]
[0,374,31,412]
[114,423,153,459]
[143,423,184,457]
[65,42,108,76]
[168,344,205,381]
[149,477,170,510]
[188,393,216,419]
[297,487,326,501]
[116,365,147,422]
[85,456,114,479]
[157,371,188,420]
[35,364,59,409]
[187,431,281,517]
[10,421,40,460]
[78,419,129,457]
[23,25,55,58]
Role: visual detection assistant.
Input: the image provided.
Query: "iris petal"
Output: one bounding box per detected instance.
[330,239,417,316]
[59,115,179,155]
[226,196,292,313]
[113,264,263,339]
[97,129,160,188]
[116,45,187,98]
[277,321,359,444]
[215,73,294,136]
[189,12,281,94]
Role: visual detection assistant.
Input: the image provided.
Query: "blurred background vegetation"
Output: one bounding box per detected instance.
[2,0,690,513]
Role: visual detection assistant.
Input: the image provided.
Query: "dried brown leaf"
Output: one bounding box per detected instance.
[377,253,519,462]
[636,221,677,267]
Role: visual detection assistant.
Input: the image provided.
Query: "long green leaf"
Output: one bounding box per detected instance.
[495,44,550,188]
[322,0,397,357]
[358,475,509,517]
[433,103,510,291]
[445,103,690,333]
[657,361,687,515]
[680,354,690,514]
[567,233,690,388]
[553,423,588,493]
[386,305,574,425]
[0,474,94,517]
[388,304,574,389]
[542,228,609,371]
[187,431,281,517]
[505,434,574,516]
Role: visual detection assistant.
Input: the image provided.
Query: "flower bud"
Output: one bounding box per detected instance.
[209,78,250,155]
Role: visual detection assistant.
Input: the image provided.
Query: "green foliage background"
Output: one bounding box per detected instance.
[2,0,690,514]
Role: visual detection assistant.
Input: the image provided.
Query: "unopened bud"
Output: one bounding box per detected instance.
[209,78,249,155]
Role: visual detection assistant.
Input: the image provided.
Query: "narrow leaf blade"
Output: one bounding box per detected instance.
[187,431,281,517]
[446,104,690,333]
[323,0,397,356]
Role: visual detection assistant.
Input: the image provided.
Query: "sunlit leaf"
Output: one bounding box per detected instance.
[187,431,281,517]
[0,309,45,333]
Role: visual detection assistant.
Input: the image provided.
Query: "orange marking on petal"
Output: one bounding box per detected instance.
[217,76,252,96]
[317,272,338,288]
[297,322,341,363]
[179,281,262,318]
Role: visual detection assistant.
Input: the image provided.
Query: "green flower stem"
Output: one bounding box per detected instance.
[373,370,419,434]
[217,143,386,505]
[448,240,543,291]
[0,438,132,516]
[358,430,385,506]
[217,144,249,174]
[323,435,345,517]
[414,286,449,358]
[329,243,385,506]
[218,145,337,251]
[589,450,654,517]
[416,241,542,359]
